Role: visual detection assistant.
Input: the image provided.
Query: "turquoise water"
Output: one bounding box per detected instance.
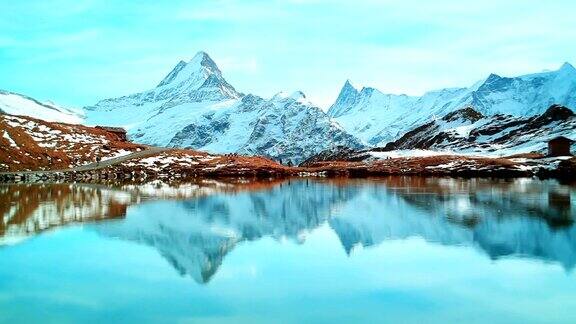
[0,178,575,323]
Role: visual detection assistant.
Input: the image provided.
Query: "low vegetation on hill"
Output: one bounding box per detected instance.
[0,114,144,172]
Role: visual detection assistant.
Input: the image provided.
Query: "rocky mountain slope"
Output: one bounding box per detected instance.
[302,104,576,177]
[329,63,576,146]
[84,52,363,164]
[380,104,576,156]
[2,111,542,180]
[0,90,84,124]
[168,91,362,164]
[0,113,293,178]
[0,114,144,172]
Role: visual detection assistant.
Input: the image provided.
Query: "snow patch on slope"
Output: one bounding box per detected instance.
[0,90,84,124]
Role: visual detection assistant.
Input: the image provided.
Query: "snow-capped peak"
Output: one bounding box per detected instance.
[271,91,289,100]
[328,62,576,146]
[156,51,223,90]
[271,91,308,103]
[484,73,503,83]
[187,51,222,75]
[559,62,576,73]
[290,91,306,101]
[327,80,360,117]
[342,79,357,92]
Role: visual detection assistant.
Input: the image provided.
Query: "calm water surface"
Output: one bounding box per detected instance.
[0,177,575,323]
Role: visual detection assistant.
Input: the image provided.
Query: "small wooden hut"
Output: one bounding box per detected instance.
[548,136,574,157]
[96,126,128,142]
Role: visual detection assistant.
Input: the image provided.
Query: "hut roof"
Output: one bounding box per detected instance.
[96,126,127,133]
[549,136,575,144]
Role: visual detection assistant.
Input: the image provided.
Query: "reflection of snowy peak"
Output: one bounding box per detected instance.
[100,206,239,284]
[84,52,362,164]
[329,179,576,269]
[93,179,576,284]
[95,181,359,283]
[329,63,576,145]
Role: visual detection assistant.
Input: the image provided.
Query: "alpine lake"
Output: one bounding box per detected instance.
[1,176,575,323]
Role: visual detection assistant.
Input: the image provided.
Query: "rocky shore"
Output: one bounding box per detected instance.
[2,151,575,184]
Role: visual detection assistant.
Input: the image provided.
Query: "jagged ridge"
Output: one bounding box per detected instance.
[328,63,576,146]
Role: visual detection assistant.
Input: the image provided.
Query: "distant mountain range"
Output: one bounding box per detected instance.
[1,52,575,162]
[328,62,576,146]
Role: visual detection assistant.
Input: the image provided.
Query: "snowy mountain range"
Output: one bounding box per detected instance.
[1,52,575,161]
[83,52,362,164]
[329,63,576,146]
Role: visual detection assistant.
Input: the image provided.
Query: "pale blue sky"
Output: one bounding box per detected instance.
[1,0,575,108]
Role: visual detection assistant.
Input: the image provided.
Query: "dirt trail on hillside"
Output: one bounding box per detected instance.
[1,146,170,175]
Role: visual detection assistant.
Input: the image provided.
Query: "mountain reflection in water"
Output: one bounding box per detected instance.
[1,177,574,283]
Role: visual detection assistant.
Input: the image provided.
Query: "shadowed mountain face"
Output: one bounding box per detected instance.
[379,105,576,155]
[2,178,575,283]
